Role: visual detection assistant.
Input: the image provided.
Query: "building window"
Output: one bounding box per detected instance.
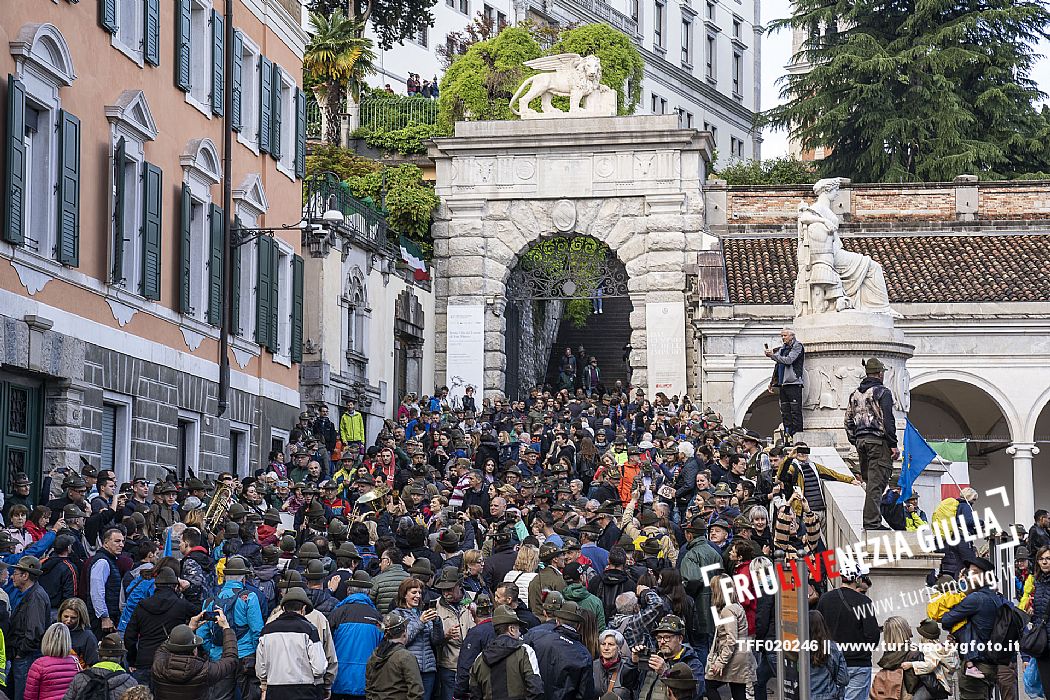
[230,423,250,478]
[705,34,716,80]
[274,68,296,179]
[274,243,293,358]
[237,35,260,152]
[177,411,201,480]
[706,1,715,20]
[187,0,212,113]
[680,110,694,128]
[730,136,744,158]
[704,121,718,143]
[630,0,639,20]
[650,94,667,114]
[180,138,221,320]
[445,0,453,6]
[415,26,429,47]
[484,4,495,23]
[733,51,742,95]
[681,18,693,66]
[733,18,741,39]
[459,0,469,13]
[654,1,666,49]
[270,428,289,457]
[101,392,132,485]
[497,11,507,28]
[233,174,268,339]
[21,102,55,257]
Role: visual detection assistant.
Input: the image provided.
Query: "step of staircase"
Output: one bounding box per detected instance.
[544,296,634,391]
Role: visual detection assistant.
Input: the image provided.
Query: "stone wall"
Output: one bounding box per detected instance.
[705,176,1050,229]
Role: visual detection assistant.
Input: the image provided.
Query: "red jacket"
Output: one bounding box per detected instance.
[736,561,757,635]
[24,654,80,700]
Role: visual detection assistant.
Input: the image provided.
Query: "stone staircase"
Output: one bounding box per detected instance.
[544,296,634,390]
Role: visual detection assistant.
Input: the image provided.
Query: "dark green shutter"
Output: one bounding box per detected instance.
[231,31,243,132]
[295,88,306,178]
[99,0,117,33]
[175,0,191,91]
[270,62,283,160]
[179,183,192,313]
[269,244,279,351]
[111,137,127,282]
[291,254,303,363]
[4,75,26,246]
[231,216,242,333]
[56,110,80,267]
[207,203,224,325]
[140,162,163,300]
[255,236,272,346]
[211,10,224,115]
[259,56,272,154]
[144,0,160,65]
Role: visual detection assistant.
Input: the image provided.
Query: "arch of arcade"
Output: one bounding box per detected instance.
[429,115,714,401]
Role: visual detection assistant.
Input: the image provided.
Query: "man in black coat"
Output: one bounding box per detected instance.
[124,566,198,687]
[455,595,496,698]
[312,405,338,453]
[9,556,51,700]
[527,601,595,700]
[1029,510,1050,552]
[482,530,519,592]
[588,547,635,621]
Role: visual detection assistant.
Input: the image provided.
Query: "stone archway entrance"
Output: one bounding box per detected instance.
[429,115,714,401]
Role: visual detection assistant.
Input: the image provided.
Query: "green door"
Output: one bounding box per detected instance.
[0,375,43,498]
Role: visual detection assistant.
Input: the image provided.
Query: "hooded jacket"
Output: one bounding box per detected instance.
[844,376,897,447]
[151,627,239,700]
[588,567,634,622]
[365,639,423,700]
[256,611,328,699]
[62,662,138,700]
[39,555,78,609]
[468,634,544,700]
[455,619,495,699]
[10,582,51,658]
[528,623,595,700]
[561,583,606,629]
[329,592,383,696]
[124,587,199,669]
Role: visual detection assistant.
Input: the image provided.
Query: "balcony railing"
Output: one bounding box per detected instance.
[360,95,438,132]
[303,172,400,256]
[556,0,639,37]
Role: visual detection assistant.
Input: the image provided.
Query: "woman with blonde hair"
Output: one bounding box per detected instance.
[705,574,756,700]
[24,622,80,700]
[57,597,99,670]
[503,545,539,607]
[872,615,922,698]
[461,549,490,598]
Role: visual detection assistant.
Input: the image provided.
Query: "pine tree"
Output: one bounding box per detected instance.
[765,0,1050,182]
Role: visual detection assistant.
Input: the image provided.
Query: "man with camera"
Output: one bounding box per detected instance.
[618,614,706,699]
[765,327,805,441]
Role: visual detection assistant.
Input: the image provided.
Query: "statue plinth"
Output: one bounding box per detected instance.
[794,310,914,449]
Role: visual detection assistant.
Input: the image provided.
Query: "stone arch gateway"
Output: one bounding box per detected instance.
[429,115,715,399]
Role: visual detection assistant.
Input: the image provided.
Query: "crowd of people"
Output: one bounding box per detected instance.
[0,333,1039,700]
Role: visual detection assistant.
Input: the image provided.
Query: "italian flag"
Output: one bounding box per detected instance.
[400,236,429,281]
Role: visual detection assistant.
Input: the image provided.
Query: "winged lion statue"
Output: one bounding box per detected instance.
[509,53,616,119]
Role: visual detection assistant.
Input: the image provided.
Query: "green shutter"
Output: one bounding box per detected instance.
[211,10,224,116]
[295,87,306,178]
[259,56,272,154]
[270,62,283,160]
[255,236,272,346]
[231,31,243,132]
[4,75,26,246]
[291,254,303,363]
[99,0,118,33]
[140,162,163,300]
[111,137,127,283]
[175,0,191,91]
[144,0,161,65]
[269,246,279,352]
[231,217,242,334]
[179,183,192,313]
[56,110,80,267]
[207,203,224,325]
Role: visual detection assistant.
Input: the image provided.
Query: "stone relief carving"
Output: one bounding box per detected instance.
[551,200,576,232]
[509,54,617,119]
[833,365,867,409]
[884,366,911,412]
[802,368,838,409]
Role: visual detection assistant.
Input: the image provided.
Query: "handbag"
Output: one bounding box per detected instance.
[918,670,950,700]
[1021,616,1048,658]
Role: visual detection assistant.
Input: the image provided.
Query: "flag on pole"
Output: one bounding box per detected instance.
[399,236,429,281]
[897,420,938,503]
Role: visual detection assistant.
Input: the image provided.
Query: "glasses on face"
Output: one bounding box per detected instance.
[1040,557,1050,563]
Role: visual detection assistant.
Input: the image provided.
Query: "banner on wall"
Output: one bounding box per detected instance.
[445,304,486,409]
[930,440,970,499]
[645,301,687,398]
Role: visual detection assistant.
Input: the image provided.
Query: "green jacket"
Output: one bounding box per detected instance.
[561,583,606,629]
[469,635,543,700]
[527,565,566,616]
[371,565,409,614]
[340,411,365,445]
[679,537,723,636]
[366,639,423,700]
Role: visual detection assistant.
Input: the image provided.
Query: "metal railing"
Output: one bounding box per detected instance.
[360,95,438,132]
[302,172,400,256]
[557,0,639,37]
[305,92,322,140]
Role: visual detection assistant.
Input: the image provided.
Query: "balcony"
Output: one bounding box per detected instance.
[555,0,639,38]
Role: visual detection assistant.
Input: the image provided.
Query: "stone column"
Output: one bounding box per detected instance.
[1007,443,1038,524]
[43,380,84,473]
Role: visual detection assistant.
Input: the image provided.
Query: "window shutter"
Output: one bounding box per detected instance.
[4,75,26,246]
[231,217,242,334]
[270,62,283,160]
[295,87,306,178]
[231,31,243,132]
[211,10,225,116]
[175,0,191,92]
[291,253,303,363]
[259,56,272,154]
[56,110,81,267]
[111,137,127,283]
[269,246,279,352]
[99,0,117,33]
[207,203,224,325]
[179,183,192,314]
[144,0,161,66]
[140,162,163,300]
[255,235,272,347]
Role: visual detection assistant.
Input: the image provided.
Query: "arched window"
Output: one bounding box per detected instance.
[345,271,367,356]
[178,138,221,320]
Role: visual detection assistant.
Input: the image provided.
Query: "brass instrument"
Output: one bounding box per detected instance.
[203,484,235,533]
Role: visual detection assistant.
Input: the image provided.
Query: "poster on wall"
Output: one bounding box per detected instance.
[445,304,486,409]
[645,302,686,398]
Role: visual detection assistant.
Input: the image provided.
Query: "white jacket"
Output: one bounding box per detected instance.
[256,611,328,694]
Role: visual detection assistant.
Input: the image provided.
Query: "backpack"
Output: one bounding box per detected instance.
[117,576,155,632]
[205,584,259,646]
[253,576,277,616]
[987,600,1026,664]
[70,669,121,700]
[930,498,960,537]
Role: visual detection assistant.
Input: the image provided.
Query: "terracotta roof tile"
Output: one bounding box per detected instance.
[721,235,1050,304]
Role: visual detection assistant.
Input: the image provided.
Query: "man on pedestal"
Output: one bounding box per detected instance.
[765,328,805,441]
[845,358,899,531]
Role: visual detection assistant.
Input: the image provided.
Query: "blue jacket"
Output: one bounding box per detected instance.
[809,641,849,700]
[941,586,1005,661]
[200,580,265,660]
[329,592,383,695]
[1,531,56,566]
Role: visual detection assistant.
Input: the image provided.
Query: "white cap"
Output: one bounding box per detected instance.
[183,496,203,511]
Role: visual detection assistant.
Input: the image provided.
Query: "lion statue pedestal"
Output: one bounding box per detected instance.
[509,53,617,119]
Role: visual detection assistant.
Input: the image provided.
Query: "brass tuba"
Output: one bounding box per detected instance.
[203,484,235,533]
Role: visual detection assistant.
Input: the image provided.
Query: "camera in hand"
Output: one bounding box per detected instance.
[203,609,219,621]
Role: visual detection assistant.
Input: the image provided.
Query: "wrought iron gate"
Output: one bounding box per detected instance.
[506,235,628,301]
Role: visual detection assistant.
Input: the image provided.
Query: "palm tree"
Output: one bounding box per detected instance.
[304,9,376,145]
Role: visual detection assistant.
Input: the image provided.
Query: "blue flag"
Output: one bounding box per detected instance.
[897,420,937,503]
